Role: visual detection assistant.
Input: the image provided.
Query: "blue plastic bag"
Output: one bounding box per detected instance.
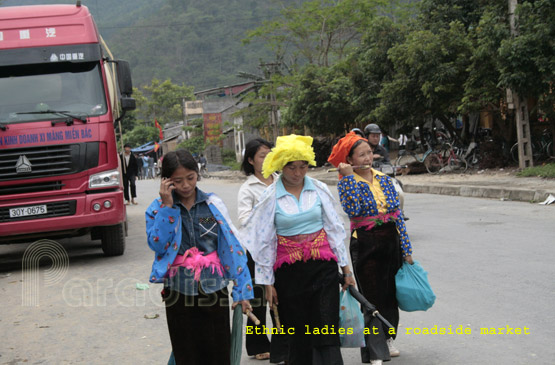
[339,289,366,348]
[395,260,436,312]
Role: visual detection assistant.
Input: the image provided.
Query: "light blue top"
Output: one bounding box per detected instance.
[274,176,324,236]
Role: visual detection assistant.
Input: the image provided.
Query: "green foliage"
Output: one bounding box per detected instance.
[517,163,555,178]
[141,79,194,127]
[178,136,206,155]
[460,4,509,113]
[123,125,159,147]
[108,0,285,89]
[244,0,386,68]
[348,17,406,126]
[498,0,555,123]
[221,148,240,170]
[374,21,472,130]
[284,64,357,135]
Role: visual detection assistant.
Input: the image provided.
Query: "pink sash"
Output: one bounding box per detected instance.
[350,210,401,232]
[168,247,224,281]
[274,229,337,270]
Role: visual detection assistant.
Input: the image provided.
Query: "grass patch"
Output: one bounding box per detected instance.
[222,149,241,171]
[517,163,555,178]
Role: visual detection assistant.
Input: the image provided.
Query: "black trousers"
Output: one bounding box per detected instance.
[122,174,136,201]
[350,222,403,362]
[274,259,343,365]
[164,288,230,365]
[246,253,288,362]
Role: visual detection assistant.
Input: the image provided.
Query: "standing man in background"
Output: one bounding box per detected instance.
[120,143,138,205]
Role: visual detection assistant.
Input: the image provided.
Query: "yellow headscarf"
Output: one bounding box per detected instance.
[262,134,317,178]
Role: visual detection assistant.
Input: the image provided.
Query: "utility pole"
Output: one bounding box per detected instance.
[260,62,281,143]
[508,0,533,169]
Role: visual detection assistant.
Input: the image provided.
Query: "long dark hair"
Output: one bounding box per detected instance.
[161,149,199,179]
[241,138,274,176]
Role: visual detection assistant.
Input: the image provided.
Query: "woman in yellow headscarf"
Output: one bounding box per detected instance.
[242,135,355,365]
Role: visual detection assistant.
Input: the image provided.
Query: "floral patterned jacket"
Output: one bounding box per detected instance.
[337,171,412,257]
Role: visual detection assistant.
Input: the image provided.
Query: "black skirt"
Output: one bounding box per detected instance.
[274,259,343,365]
[163,288,230,365]
[351,221,403,337]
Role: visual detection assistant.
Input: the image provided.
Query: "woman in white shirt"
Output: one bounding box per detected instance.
[237,138,284,362]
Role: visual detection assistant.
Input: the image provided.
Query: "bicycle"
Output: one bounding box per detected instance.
[396,142,467,174]
[510,128,554,163]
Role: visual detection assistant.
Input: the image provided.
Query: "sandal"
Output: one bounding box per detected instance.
[254,352,270,360]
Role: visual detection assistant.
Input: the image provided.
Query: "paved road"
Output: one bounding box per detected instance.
[1,178,554,364]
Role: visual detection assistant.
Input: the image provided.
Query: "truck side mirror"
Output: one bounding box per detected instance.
[116,60,133,96]
[120,97,136,111]
[115,60,135,112]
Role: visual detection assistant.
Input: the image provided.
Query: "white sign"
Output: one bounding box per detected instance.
[45,27,56,38]
[20,30,30,40]
[0,32,3,41]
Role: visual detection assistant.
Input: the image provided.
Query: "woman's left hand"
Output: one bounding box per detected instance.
[404,255,414,265]
[341,266,356,291]
[342,275,356,291]
[232,299,253,314]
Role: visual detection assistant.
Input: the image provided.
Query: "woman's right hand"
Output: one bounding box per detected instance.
[338,162,354,177]
[159,177,175,206]
[265,285,278,308]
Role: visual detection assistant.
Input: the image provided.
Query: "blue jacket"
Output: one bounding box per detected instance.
[145,193,254,302]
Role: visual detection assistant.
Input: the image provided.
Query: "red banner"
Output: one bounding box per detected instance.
[154,119,163,140]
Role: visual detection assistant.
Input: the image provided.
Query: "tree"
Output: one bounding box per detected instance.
[244,0,387,69]
[283,63,357,135]
[123,125,159,147]
[140,78,194,127]
[374,21,472,139]
[498,0,555,151]
[348,17,406,126]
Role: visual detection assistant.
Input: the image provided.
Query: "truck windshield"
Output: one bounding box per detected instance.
[0,62,107,125]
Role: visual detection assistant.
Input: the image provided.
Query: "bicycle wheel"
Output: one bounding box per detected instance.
[424,152,444,174]
[547,141,554,159]
[510,143,519,163]
[448,154,468,173]
[396,152,418,168]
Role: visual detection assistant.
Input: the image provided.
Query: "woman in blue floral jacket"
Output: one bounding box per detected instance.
[145,149,253,365]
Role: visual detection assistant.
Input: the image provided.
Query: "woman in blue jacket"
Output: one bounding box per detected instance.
[145,149,253,365]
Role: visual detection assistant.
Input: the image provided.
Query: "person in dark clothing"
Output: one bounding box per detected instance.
[364,124,390,164]
[120,143,138,205]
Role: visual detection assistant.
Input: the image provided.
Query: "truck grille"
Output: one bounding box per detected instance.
[0,200,77,222]
[0,181,64,196]
[0,142,98,182]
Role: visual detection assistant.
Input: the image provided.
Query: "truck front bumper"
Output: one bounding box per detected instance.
[0,190,126,238]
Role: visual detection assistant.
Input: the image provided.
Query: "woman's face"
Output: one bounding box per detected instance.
[248,145,271,175]
[169,165,198,201]
[347,141,374,167]
[281,160,308,187]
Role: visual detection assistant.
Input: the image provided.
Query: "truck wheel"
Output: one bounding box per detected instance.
[101,223,125,256]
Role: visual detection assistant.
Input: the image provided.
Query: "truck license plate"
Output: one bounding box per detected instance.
[9,205,48,218]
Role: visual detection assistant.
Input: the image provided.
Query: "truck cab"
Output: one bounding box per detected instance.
[0,3,135,255]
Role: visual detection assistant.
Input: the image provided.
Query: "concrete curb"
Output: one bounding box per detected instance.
[207,174,554,203]
[402,183,552,202]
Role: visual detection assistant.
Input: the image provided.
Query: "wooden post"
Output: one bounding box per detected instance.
[508,0,533,168]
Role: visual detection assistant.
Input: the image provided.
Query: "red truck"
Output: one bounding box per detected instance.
[0,2,135,255]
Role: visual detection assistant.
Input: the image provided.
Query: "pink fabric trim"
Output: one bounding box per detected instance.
[168,247,224,281]
[274,229,337,270]
[350,210,401,232]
